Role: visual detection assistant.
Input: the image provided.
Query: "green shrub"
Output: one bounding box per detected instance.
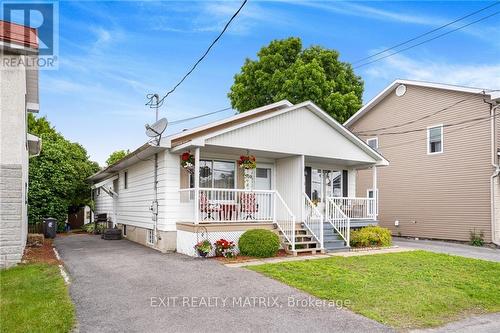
[82,223,104,234]
[350,226,392,248]
[469,229,484,247]
[239,229,280,258]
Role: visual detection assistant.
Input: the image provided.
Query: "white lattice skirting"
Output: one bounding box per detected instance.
[177,229,245,257]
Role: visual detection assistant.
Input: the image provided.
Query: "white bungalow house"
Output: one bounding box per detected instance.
[89,100,388,256]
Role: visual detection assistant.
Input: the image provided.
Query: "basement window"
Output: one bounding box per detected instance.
[123,225,127,237]
[427,125,443,154]
[147,229,154,245]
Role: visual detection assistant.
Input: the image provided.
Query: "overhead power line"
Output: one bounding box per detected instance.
[169,107,233,125]
[147,0,248,109]
[352,1,500,65]
[354,9,500,69]
[360,111,499,137]
[354,97,473,135]
[377,113,497,150]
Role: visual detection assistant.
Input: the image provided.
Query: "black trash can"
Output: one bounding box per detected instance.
[43,218,57,238]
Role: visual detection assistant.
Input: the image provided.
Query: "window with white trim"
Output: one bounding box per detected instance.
[367,137,378,150]
[189,159,236,189]
[147,229,154,245]
[427,125,443,154]
[124,171,128,189]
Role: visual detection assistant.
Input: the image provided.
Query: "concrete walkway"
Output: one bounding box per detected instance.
[225,246,415,267]
[55,235,391,333]
[393,238,500,262]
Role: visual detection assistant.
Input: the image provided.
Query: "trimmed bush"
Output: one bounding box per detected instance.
[350,226,392,248]
[238,229,280,258]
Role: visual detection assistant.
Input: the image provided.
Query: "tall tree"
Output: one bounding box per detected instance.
[27,114,100,229]
[106,150,128,166]
[228,37,363,123]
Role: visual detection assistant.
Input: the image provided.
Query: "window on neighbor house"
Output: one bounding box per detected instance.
[428,125,443,154]
[367,137,378,150]
[124,171,128,189]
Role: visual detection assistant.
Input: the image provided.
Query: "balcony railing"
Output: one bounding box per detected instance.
[330,197,377,220]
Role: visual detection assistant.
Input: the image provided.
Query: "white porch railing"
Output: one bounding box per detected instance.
[178,188,295,251]
[330,197,377,220]
[275,191,295,252]
[302,193,323,249]
[325,197,350,245]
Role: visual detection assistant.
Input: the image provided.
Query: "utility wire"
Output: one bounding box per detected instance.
[361,111,499,137]
[354,97,473,134]
[169,107,233,125]
[354,10,500,69]
[352,1,500,65]
[147,0,248,109]
[377,113,497,150]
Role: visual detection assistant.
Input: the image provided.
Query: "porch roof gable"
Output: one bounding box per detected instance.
[173,101,388,166]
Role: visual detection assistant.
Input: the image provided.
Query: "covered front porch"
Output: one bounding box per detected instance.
[166,100,388,254]
[175,146,381,254]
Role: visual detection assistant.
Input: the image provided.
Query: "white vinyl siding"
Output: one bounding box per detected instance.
[115,152,167,230]
[275,156,303,218]
[206,107,377,164]
[94,180,114,220]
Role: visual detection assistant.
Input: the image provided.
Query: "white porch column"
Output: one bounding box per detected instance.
[194,147,200,224]
[372,166,378,217]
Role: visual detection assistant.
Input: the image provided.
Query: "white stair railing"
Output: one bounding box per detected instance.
[274,191,296,252]
[326,197,350,246]
[302,193,323,250]
[331,197,377,220]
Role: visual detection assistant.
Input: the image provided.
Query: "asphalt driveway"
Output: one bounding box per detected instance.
[393,238,500,262]
[55,235,391,333]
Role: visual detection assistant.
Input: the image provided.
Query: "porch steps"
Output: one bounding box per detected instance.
[278,225,322,256]
[323,222,349,252]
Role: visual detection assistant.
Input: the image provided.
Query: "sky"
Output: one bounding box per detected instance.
[11,1,500,165]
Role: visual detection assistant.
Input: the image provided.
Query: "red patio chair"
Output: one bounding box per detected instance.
[200,193,221,220]
[240,193,258,220]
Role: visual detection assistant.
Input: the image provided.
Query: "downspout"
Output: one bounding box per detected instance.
[488,101,500,245]
[153,153,160,244]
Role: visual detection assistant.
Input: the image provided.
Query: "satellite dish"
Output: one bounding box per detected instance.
[145,118,168,138]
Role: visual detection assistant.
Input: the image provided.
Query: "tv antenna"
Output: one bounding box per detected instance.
[145,94,168,146]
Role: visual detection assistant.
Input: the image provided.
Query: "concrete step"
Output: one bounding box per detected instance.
[323,235,341,241]
[324,240,347,251]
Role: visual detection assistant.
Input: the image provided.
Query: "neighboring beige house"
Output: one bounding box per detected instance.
[346,79,500,245]
[0,21,41,268]
[90,100,387,256]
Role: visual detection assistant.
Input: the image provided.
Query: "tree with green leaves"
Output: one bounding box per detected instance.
[27,114,100,229]
[228,37,363,123]
[106,150,128,166]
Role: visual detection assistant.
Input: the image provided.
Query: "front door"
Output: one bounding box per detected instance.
[254,164,273,219]
[255,165,272,190]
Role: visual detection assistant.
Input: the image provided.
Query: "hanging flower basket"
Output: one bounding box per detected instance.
[238,155,256,170]
[181,151,195,174]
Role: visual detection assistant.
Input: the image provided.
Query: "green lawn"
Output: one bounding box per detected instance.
[0,264,75,333]
[249,251,500,329]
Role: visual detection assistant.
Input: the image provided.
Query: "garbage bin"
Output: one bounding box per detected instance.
[43,218,57,238]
